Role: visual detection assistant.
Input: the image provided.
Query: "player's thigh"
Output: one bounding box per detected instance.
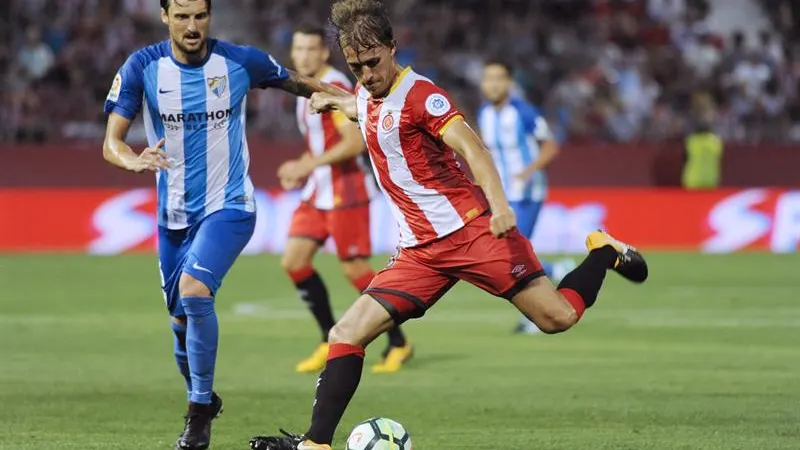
[363,252,457,325]
[339,257,374,281]
[329,204,372,261]
[510,276,578,333]
[181,209,256,296]
[282,237,320,272]
[454,214,546,300]
[510,200,536,239]
[328,294,396,348]
[158,226,191,317]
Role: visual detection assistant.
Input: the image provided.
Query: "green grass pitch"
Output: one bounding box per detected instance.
[1,252,798,449]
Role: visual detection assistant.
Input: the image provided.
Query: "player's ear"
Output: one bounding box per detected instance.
[322,46,330,62]
[390,40,397,57]
[160,8,169,26]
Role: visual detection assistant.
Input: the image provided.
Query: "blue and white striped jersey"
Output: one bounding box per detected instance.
[104,39,288,229]
[477,98,552,202]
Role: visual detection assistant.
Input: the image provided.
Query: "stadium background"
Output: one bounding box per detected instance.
[2,0,800,254]
[1,1,799,449]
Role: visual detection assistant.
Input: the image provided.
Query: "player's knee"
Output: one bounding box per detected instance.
[328,322,359,346]
[179,273,211,297]
[281,252,310,274]
[340,259,371,281]
[537,309,578,334]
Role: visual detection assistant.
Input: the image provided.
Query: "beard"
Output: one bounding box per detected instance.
[175,35,206,56]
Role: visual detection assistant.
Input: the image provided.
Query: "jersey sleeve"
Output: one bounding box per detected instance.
[520,103,553,142]
[103,53,146,120]
[410,82,463,137]
[240,46,289,89]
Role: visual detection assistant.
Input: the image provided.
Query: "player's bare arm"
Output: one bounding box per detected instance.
[282,120,365,184]
[518,138,560,182]
[441,118,516,237]
[276,69,353,99]
[309,92,358,121]
[103,112,169,173]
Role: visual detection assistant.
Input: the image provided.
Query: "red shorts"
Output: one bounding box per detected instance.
[364,213,545,323]
[288,202,372,260]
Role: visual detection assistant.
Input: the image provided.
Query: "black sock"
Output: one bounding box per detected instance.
[306,345,364,444]
[557,245,617,308]
[294,271,334,341]
[386,326,407,348]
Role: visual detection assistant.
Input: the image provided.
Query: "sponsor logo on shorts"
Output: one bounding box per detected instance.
[511,264,527,278]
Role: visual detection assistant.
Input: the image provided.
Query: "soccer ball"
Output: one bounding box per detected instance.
[346,417,412,450]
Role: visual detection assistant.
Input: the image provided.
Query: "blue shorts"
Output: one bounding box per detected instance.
[158,209,256,317]
[510,200,544,239]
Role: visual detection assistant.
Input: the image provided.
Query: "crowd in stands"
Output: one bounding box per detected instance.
[2,0,799,144]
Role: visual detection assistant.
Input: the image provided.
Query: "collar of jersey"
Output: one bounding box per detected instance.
[168,38,217,69]
[388,66,411,96]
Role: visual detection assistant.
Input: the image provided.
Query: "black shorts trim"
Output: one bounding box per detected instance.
[367,293,403,325]
[501,270,547,300]
[364,287,428,321]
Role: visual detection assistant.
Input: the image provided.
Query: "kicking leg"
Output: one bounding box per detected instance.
[512,230,648,333]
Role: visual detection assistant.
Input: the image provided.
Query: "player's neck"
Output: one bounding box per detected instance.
[312,65,332,80]
[170,40,209,66]
[376,63,406,99]
[491,97,510,109]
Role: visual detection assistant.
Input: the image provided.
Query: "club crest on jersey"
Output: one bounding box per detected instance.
[382,111,395,131]
[425,93,450,117]
[207,75,228,98]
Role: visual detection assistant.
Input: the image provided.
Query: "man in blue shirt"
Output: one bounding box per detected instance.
[478,60,575,334]
[102,1,349,448]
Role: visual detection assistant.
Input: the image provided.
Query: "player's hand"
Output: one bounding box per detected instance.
[280,175,303,190]
[309,92,337,114]
[489,206,517,238]
[131,138,169,173]
[515,171,531,183]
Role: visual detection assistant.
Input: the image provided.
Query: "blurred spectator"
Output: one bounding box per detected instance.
[17,26,54,82]
[1,0,799,144]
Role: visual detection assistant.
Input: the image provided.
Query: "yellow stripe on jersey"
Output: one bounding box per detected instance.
[438,114,464,136]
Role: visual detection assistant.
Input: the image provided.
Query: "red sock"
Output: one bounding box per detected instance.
[558,288,586,320]
[349,271,375,294]
[328,342,365,360]
[287,266,315,284]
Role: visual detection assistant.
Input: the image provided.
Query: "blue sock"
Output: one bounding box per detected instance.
[171,321,192,400]
[180,296,218,405]
[541,260,554,278]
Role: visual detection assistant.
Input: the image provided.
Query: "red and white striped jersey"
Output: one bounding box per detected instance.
[355,67,489,248]
[296,66,376,210]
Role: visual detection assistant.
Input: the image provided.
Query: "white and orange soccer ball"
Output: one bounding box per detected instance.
[346,417,412,450]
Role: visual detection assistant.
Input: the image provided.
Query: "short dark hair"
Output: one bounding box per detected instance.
[330,0,394,51]
[294,23,327,42]
[160,0,212,13]
[484,59,513,75]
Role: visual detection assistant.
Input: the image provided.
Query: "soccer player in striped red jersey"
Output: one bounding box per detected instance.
[250,1,649,449]
[277,25,412,375]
